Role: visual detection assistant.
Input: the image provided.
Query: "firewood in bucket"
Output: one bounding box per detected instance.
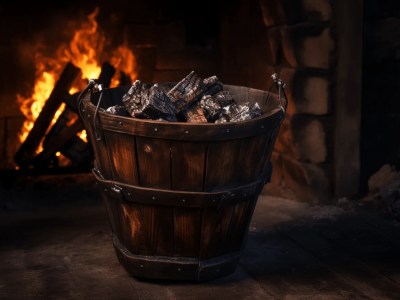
[214,90,235,107]
[181,105,208,123]
[120,71,263,123]
[202,75,223,97]
[167,71,222,112]
[216,102,262,123]
[250,102,262,118]
[200,90,236,122]
[122,80,177,121]
[122,80,143,112]
[105,105,130,116]
[200,95,222,122]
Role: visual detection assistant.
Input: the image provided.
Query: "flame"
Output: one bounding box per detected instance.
[61,8,103,82]
[17,70,56,143]
[17,7,136,159]
[110,45,137,86]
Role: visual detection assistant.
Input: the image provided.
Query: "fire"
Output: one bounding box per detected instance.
[17,7,137,159]
[17,70,56,143]
[61,8,103,83]
[110,45,137,86]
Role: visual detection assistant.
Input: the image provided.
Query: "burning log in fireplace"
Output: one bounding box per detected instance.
[14,61,121,170]
[14,63,81,168]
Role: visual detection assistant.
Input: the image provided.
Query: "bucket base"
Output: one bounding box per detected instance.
[112,235,240,282]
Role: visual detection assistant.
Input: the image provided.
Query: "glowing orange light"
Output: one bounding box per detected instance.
[17,7,137,158]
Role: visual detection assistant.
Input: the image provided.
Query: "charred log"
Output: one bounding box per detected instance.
[181,105,208,123]
[106,105,130,116]
[123,81,177,121]
[34,119,84,166]
[216,102,262,123]
[167,71,222,112]
[14,62,81,168]
[97,62,116,89]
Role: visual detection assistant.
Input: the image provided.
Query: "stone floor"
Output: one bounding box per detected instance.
[1,173,400,299]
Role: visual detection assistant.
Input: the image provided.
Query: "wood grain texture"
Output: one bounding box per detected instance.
[136,137,171,189]
[173,208,202,257]
[225,200,252,252]
[103,131,139,185]
[79,83,287,281]
[101,193,123,241]
[236,133,271,184]
[81,111,112,179]
[204,139,242,191]
[199,205,235,259]
[120,202,174,256]
[171,141,205,191]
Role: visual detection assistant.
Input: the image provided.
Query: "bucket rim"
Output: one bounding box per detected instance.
[80,84,286,141]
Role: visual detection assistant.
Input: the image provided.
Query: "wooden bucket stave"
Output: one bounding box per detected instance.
[80,84,285,281]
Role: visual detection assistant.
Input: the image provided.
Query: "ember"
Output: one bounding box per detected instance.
[116,71,263,123]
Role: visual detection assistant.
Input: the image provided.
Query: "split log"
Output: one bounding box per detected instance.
[182,105,208,123]
[118,71,132,86]
[123,81,177,121]
[14,62,81,167]
[33,119,84,165]
[97,61,116,89]
[62,62,116,112]
[60,136,93,167]
[36,62,116,167]
[167,71,222,112]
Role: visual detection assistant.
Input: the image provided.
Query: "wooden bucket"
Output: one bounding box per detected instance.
[79,82,286,281]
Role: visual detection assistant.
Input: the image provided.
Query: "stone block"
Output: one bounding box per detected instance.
[274,114,331,164]
[281,24,335,68]
[303,0,332,22]
[263,152,331,203]
[258,0,332,27]
[292,72,330,114]
[291,116,328,163]
[300,27,335,68]
[281,155,331,203]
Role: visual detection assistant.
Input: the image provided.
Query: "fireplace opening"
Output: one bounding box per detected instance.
[0,0,397,204]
